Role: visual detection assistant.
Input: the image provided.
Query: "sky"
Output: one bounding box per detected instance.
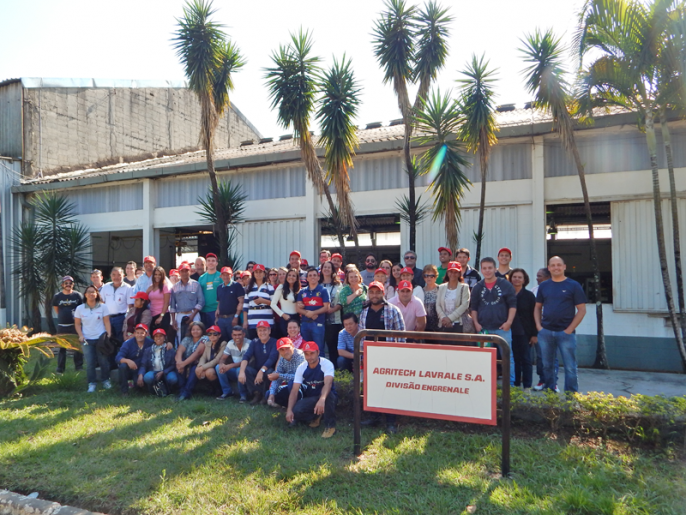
[0,0,584,139]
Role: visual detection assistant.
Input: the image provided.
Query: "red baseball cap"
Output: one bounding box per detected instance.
[301,341,319,352]
[131,291,149,300]
[498,247,512,256]
[331,253,343,260]
[253,264,266,272]
[220,267,233,275]
[241,270,251,278]
[135,323,148,332]
[438,246,452,256]
[206,253,218,260]
[447,261,462,272]
[153,328,166,337]
[256,320,270,329]
[207,325,221,334]
[169,269,179,276]
[301,259,309,266]
[290,250,301,258]
[374,268,388,275]
[178,263,191,271]
[400,267,414,275]
[276,337,293,350]
[143,256,156,264]
[368,280,385,292]
[397,280,413,291]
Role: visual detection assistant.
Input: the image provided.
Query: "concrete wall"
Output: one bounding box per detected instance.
[20,87,260,177]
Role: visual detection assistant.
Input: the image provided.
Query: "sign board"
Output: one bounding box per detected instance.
[363,341,497,425]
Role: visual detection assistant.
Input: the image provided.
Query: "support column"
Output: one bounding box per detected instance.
[142,179,156,258]
[531,136,547,269]
[304,182,317,261]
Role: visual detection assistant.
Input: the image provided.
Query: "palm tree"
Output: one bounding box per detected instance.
[173,0,245,266]
[414,89,471,250]
[577,0,686,369]
[456,54,499,264]
[265,30,347,254]
[520,29,608,369]
[316,56,362,245]
[372,0,452,251]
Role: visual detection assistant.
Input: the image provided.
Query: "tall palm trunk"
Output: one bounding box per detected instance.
[475,145,488,265]
[659,111,686,343]
[569,143,607,368]
[645,109,686,370]
[405,125,416,252]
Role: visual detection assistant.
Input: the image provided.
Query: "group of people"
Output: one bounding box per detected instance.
[51,246,586,436]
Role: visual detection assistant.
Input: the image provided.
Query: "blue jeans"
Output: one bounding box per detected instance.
[337,356,353,372]
[486,329,515,386]
[301,322,325,355]
[83,338,110,384]
[538,328,578,393]
[117,363,140,393]
[216,316,236,343]
[200,311,216,328]
[109,314,126,344]
[178,365,198,398]
[143,370,179,392]
[215,365,248,398]
[535,341,559,386]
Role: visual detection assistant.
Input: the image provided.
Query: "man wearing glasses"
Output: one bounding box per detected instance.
[360,253,377,286]
[403,251,425,288]
[52,276,84,373]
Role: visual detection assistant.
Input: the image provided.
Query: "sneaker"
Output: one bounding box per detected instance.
[309,415,322,428]
[321,427,336,438]
[239,396,248,404]
[554,385,560,393]
[216,393,232,400]
[87,383,97,393]
[533,382,544,391]
[103,380,112,390]
[55,369,65,375]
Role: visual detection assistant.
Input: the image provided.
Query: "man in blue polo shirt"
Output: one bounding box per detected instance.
[534,256,587,394]
[215,266,245,343]
[296,267,330,353]
[286,341,337,438]
[115,323,154,394]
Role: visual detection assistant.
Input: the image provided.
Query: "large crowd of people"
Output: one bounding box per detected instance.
[52,247,587,436]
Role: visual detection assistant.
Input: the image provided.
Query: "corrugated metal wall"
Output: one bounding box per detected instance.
[612,198,686,311]
[406,204,528,270]
[155,166,306,208]
[0,82,22,159]
[1,159,22,326]
[59,183,143,214]
[463,143,532,182]
[545,127,686,177]
[234,218,306,269]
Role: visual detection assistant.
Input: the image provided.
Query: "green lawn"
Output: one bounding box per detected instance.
[0,371,685,515]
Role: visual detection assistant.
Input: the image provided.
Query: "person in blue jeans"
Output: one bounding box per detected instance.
[469,257,517,386]
[115,323,153,394]
[296,267,330,356]
[176,321,208,400]
[534,256,587,394]
[216,326,252,401]
[139,328,179,393]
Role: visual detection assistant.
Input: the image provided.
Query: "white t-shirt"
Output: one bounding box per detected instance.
[444,287,458,315]
[293,357,335,384]
[74,303,109,340]
[100,282,132,315]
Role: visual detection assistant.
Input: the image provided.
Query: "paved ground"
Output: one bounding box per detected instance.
[543,368,686,397]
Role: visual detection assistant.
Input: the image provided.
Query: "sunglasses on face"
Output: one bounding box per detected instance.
[269,273,277,276]
[207,332,220,336]
[404,256,416,260]
[423,274,436,278]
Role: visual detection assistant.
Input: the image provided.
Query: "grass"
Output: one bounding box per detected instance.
[1,367,685,515]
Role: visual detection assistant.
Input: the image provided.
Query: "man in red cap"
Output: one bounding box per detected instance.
[358,281,405,433]
[170,262,205,346]
[238,320,278,404]
[115,323,153,394]
[288,251,308,287]
[436,247,452,284]
[215,266,245,342]
[331,253,346,281]
[132,255,157,295]
[199,252,222,328]
[389,280,427,332]
[496,247,514,279]
[267,337,305,407]
[139,328,178,395]
[286,341,337,438]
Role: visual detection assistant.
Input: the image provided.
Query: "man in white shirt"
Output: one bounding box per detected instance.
[215,326,251,402]
[100,267,132,345]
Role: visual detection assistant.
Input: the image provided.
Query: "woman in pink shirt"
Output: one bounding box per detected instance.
[146,266,171,337]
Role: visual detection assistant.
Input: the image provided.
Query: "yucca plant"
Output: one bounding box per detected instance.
[0,325,79,397]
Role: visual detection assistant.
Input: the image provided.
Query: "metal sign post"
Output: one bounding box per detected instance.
[352,329,511,477]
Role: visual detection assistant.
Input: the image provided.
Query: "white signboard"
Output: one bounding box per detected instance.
[363,342,497,425]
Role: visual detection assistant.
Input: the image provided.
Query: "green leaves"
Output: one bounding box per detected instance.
[196,179,247,227]
[456,54,499,154]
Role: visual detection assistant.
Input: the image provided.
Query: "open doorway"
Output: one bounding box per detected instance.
[320,214,401,267]
[546,202,612,303]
